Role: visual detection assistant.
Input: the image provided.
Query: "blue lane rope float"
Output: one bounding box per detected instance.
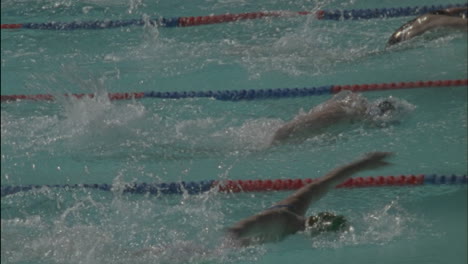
[315,3,467,20]
[0,181,215,197]
[142,85,334,101]
[1,174,466,197]
[2,79,467,103]
[1,3,466,30]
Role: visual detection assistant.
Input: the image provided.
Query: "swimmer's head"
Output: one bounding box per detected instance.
[367,97,400,118]
[366,96,415,125]
[305,212,348,235]
[377,100,396,116]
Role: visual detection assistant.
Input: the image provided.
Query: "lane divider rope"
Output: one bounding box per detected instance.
[1,174,466,197]
[315,3,466,20]
[1,79,467,103]
[1,3,465,30]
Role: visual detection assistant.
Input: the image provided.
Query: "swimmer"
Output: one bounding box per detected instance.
[270,91,411,145]
[227,152,393,246]
[387,7,468,46]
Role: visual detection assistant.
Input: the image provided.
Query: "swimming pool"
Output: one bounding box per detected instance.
[1,0,467,263]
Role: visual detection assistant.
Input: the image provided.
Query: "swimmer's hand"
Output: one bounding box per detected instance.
[358,152,393,170]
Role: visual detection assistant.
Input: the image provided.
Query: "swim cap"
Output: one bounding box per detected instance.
[377,100,396,115]
[306,212,348,233]
[366,96,404,121]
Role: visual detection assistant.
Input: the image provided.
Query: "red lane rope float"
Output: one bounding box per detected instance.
[331,79,468,93]
[1,79,466,103]
[178,11,310,27]
[1,24,23,29]
[214,175,428,193]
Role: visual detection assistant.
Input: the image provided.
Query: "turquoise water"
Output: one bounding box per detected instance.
[1,0,467,263]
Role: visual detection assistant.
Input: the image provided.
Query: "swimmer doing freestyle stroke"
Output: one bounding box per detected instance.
[227,151,393,246]
[270,90,414,145]
[387,6,468,46]
[132,152,393,257]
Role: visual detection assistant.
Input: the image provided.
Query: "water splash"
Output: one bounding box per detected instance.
[307,199,422,249]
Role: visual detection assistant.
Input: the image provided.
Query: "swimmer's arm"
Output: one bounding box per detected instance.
[388,12,467,45]
[442,7,468,16]
[276,152,393,216]
[410,15,464,36]
[227,210,304,245]
[429,15,468,29]
[271,103,347,144]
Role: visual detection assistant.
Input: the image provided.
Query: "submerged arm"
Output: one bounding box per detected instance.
[271,103,349,144]
[227,209,305,246]
[271,92,369,145]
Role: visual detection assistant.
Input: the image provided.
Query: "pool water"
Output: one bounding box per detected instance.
[1,0,467,263]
